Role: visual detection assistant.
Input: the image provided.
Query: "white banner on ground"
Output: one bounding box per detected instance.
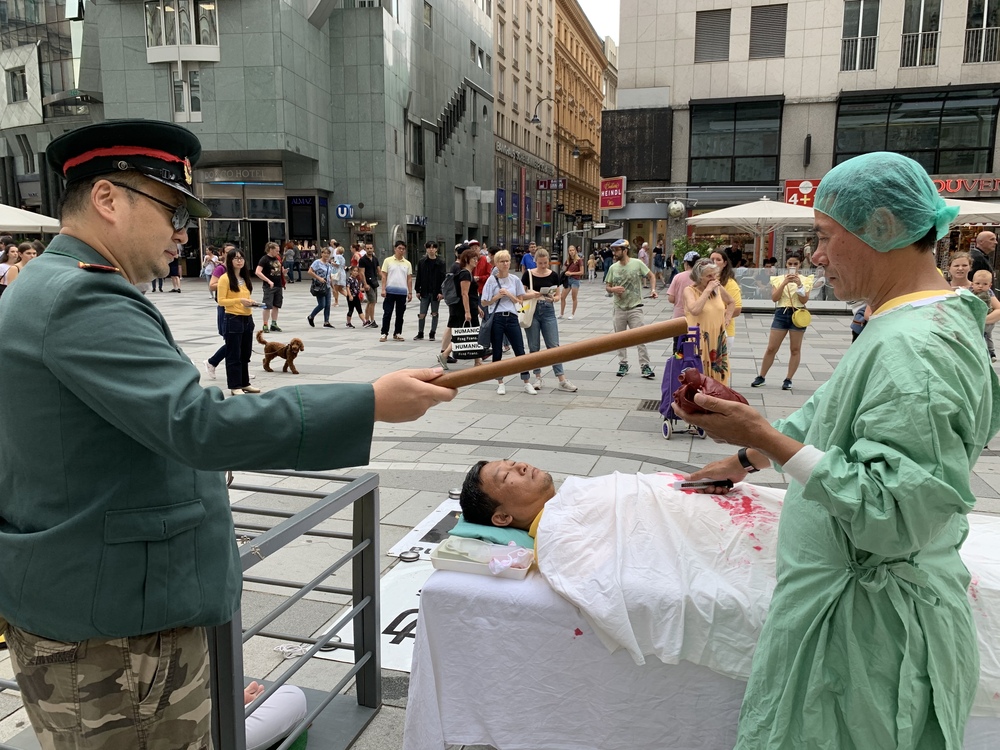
[387,498,462,560]
[315,560,435,673]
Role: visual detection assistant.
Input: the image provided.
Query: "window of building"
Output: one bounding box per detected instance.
[498,20,505,55]
[841,0,879,71]
[478,48,485,68]
[407,121,425,167]
[900,0,941,67]
[471,41,477,62]
[170,63,202,123]
[689,99,783,185]
[498,65,505,100]
[965,0,1000,63]
[694,10,731,63]
[835,87,1000,173]
[423,1,432,27]
[8,67,28,103]
[145,0,217,47]
[749,4,788,59]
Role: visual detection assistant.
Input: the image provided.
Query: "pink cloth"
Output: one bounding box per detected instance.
[667,270,693,319]
[212,264,226,278]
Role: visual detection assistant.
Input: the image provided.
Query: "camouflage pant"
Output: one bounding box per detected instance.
[3,621,212,750]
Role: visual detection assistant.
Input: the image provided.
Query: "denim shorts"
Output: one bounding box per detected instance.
[566,278,580,289]
[771,307,807,331]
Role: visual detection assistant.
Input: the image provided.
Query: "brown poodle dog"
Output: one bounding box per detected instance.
[256,330,305,374]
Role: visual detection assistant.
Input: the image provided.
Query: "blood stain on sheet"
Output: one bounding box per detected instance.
[714,495,779,529]
[573,628,583,637]
[753,546,763,552]
[969,576,980,603]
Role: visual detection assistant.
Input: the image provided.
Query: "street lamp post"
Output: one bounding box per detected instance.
[530,96,558,250]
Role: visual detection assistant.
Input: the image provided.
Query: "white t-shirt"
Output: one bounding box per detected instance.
[482,274,525,314]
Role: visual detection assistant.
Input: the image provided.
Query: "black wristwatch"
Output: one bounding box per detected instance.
[737,447,759,473]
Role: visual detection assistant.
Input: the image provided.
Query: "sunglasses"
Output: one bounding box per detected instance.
[109,182,190,231]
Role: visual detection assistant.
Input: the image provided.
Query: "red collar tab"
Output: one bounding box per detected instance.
[78,262,121,273]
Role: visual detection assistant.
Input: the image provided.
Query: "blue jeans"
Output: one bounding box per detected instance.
[310,287,332,323]
[283,260,295,281]
[524,302,564,377]
[490,311,529,381]
[223,314,254,389]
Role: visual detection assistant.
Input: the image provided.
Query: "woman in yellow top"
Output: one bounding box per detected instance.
[710,250,743,353]
[683,258,736,385]
[751,250,813,391]
[217,248,263,395]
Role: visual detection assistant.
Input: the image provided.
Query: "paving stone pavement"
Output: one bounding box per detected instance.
[2,277,999,749]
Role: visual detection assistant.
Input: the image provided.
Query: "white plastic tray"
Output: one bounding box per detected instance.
[430,536,533,580]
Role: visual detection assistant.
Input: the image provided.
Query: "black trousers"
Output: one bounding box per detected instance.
[381,293,407,335]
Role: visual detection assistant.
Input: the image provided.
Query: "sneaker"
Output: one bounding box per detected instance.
[437,352,450,370]
[534,377,543,391]
[269,324,283,333]
[307,316,315,328]
[751,376,766,388]
[782,379,793,390]
[497,382,506,395]
[323,322,334,328]
[346,322,355,328]
[379,335,388,342]
[261,324,269,333]
[616,362,629,377]
[414,333,425,340]
[203,360,216,380]
[393,334,405,341]
[242,386,261,394]
[447,355,458,364]
[557,314,563,319]
[429,333,436,341]
[568,314,574,320]
[503,345,511,353]
[558,380,578,392]
[523,382,538,395]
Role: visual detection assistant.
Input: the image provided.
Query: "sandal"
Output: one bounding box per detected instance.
[393,335,405,341]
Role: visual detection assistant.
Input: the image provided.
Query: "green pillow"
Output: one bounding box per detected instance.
[449,515,534,548]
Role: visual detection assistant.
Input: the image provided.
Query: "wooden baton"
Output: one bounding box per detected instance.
[431,317,691,388]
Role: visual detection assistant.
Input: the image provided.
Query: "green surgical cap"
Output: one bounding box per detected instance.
[814,152,959,252]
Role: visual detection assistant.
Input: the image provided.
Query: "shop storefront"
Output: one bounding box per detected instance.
[194,165,329,266]
[494,141,555,252]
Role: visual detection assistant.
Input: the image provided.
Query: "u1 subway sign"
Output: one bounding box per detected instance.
[600,176,627,210]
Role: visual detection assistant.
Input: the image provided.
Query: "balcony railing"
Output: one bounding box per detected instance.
[840,36,877,71]
[900,30,939,67]
[965,26,1000,63]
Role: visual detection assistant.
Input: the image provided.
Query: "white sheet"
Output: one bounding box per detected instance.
[403,569,1000,750]
[536,473,783,677]
[536,473,1000,713]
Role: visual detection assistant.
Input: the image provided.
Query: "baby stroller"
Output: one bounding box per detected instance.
[659,326,706,440]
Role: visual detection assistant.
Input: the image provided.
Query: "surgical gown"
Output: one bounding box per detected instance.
[736,292,1000,750]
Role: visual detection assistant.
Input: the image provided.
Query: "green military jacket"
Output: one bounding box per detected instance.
[0,235,375,642]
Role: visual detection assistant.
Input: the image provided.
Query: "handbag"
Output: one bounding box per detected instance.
[791,308,811,327]
[452,323,483,360]
[478,299,501,349]
[310,278,326,297]
[518,273,537,329]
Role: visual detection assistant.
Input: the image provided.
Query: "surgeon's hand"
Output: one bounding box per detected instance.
[683,455,748,494]
[373,368,457,423]
[675,392,803,465]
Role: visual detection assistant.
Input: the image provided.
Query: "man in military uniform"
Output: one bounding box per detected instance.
[0,120,455,750]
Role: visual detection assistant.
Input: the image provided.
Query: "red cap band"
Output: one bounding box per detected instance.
[62,146,186,175]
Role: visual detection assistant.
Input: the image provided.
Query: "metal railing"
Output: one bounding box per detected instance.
[840,36,877,71]
[965,26,1000,63]
[0,471,381,750]
[900,30,939,67]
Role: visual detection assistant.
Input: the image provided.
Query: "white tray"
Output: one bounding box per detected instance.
[430,536,533,580]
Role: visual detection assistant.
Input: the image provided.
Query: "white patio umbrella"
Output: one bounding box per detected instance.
[686,197,816,234]
[943,198,1000,225]
[0,203,60,234]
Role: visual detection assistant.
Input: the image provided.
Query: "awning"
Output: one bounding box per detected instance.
[591,227,624,242]
[0,203,60,233]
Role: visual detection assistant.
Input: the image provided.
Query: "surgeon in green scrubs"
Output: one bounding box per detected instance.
[678,152,1000,749]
